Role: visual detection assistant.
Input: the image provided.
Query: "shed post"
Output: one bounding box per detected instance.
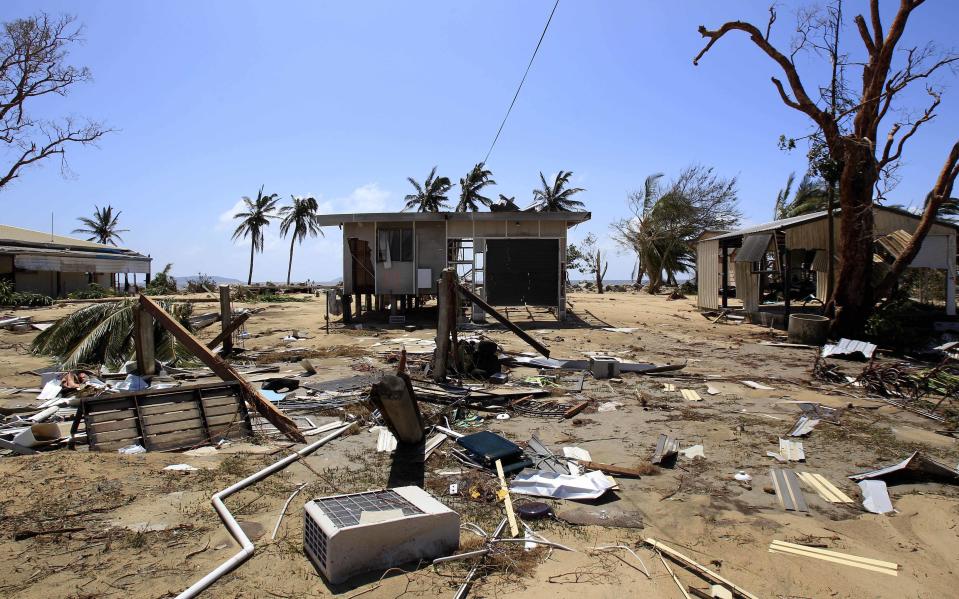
[783,249,791,318]
[219,285,233,354]
[133,305,156,375]
[433,268,455,382]
[948,234,957,316]
[721,246,729,308]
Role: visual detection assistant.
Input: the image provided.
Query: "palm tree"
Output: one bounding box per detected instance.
[456,163,496,212]
[73,205,129,289]
[405,167,453,212]
[32,299,195,369]
[279,195,323,285]
[232,185,280,285]
[533,171,585,212]
[73,205,128,245]
[774,173,828,219]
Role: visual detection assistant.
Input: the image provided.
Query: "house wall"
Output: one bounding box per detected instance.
[415,221,445,294]
[15,270,56,296]
[374,220,415,295]
[696,239,720,310]
[342,222,376,295]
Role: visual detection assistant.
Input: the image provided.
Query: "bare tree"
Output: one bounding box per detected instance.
[694,0,958,336]
[0,13,109,191]
[579,234,608,294]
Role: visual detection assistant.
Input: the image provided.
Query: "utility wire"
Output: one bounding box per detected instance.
[482,0,560,165]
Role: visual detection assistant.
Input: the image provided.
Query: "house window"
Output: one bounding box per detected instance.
[376,228,413,262]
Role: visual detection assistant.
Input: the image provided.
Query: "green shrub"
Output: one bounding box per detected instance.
[185,273,217,293]
[67,283,111,300]
[0,279,53,307]
[144,263,178,296]
[865,290,936,352]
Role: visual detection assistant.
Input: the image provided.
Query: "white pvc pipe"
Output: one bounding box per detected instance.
[175,423,354,599]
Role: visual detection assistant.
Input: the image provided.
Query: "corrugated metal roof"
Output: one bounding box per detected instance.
[821,338,877,360]
[876,229,912,258]
[0,224,124,250]
[706,211,829,241]
[315,211,590,227]
[734,232,774,262]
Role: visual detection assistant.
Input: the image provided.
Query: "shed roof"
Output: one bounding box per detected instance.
[0,224,149,261]
[0,224,128,251]
[704,205,959,242]
[315,211,590,227]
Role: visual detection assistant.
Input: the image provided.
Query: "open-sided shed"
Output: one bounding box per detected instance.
[316,211,590,320]
[696,205,957,317]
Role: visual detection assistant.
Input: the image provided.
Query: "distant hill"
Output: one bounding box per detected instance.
[173,275,243,286]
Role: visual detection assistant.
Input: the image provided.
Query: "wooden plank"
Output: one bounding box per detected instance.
[134,305,156,375]
[146,430,207,452]
[87,409,137,424]
[680,389,702,401]
[141,407,203,427]
[218,285,234,354]
[206,412,242,427]
[805,472,854,503]
[644,538,759,599]
[139,294,303,443]
[207,311,250,351]
[138,401,198,417]
[578,460,644,478]
[769,540,899,570]
[455,283,550,358]
[657,551,692,599]
[87,417,141,434]
[495,459,519,537]
[768,542,898,575]
[142,418,205,436]
[202,403,241,418]
[563,400,589,419]
[89,427,141,444]
[200,395,242,410]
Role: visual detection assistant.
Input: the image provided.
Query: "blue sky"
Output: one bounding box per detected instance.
[2,1,957,283]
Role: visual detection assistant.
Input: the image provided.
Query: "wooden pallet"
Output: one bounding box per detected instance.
[80,382,252,452]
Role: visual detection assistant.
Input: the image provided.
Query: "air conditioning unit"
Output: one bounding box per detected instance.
[303,486,459,584]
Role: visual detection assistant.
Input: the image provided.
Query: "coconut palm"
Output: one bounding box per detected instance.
[232,185,280,285]
[405,167,453,212]
[72,205,129,246]
[456,163,496,212]
[32,299,195,369]
[279,195,323,285]
[774,173,828,220]
[532,171,585,212]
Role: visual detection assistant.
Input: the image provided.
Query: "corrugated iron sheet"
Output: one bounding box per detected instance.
[734,233,774,263]
[821,338,877,360]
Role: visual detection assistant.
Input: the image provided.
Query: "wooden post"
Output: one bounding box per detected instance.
[342,292,353,324]
[219,285,233,354]
[207,312,251,350]
[433,269,455,382]
[355,292,362,316]
[783,248,791,319]
[721,246,729,309]
[325,290,330,334]
[138,295,305,443]
[133,305,156,375]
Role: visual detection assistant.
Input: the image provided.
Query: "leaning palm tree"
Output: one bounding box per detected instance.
[404,167,453,212]
[32,299,195,370]
[73,205,129,246]
[232,185,280,285]
[456,163,496,212]
[775,173,828,219]
[533,171,585,212]
[279,195,323,285]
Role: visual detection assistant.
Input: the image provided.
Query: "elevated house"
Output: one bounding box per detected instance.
[316,211,590,320]
[0,224,152,297]
[696,205,957,319]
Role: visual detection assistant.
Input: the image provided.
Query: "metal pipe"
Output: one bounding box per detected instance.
[175,424,354,599]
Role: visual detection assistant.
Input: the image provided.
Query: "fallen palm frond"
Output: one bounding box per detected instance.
[32,299,197,369]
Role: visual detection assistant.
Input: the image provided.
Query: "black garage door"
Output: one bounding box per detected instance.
[485,239,559,306]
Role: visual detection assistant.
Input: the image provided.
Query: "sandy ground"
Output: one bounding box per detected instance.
[0,291,957,598]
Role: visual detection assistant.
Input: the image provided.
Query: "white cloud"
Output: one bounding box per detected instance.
[334,183,391,212]
[217,199,247,231]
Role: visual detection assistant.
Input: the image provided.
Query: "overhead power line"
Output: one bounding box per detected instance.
[482,0,560,165]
